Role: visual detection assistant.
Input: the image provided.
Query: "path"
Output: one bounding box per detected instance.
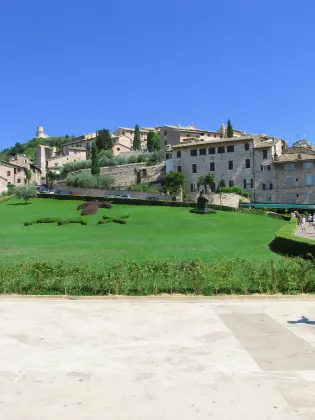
[0,298,315,419]
[295,223,315,240]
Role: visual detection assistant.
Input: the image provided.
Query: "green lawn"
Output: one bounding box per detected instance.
[0,198,285,265]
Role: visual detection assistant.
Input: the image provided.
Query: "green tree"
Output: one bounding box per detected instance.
[163,172,185,195]
[96,129,113,151]
[15,184,37,203]
[217,178,226,192]
[227,118,233,138]
[47,171,60,188]
[25,169,32,184]
[133,124,141,151]
[91,143,100,175]
[147,132,160,152]
[197,173,216,193]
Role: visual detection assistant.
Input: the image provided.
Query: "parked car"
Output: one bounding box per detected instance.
[146,196,160,201]
[47,190,55,195]
[120,194,133,199]
[55,189,66,195]
[37,186,48,193]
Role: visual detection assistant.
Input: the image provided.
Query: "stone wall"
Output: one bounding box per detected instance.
[190,192,248,209]
[64,162,165,188]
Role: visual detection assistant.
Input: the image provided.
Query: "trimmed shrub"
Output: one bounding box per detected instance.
[81,202,99,215]
[76,202,90,210]
[35,217,61,223]
[98,219,112,225]
[102,215,112,220]
[120,215,130,220]
[112,219,126,224]
[57,218,87,226]
[24,221,35,226]
[99,201,112,209]
[190,209,216,215]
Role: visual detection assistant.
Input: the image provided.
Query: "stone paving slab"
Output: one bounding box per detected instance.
[0,299,314,419]
[295,224,315,240]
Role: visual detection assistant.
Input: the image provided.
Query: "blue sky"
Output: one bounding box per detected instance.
[0,0,314,149]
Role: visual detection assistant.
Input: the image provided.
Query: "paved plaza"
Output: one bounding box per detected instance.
[295,223,315,241]
[0,298,315,419]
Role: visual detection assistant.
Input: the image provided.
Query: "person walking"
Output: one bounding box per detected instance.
[301,215,306,232]
[313,215,315,231]
[308,214,313,226]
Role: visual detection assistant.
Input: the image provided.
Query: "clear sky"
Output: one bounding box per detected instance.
[0,0,314,149]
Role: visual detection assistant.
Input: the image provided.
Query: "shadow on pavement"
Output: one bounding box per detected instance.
[288,316,315,325]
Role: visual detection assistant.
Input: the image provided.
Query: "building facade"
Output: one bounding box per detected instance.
[169,134,286,202]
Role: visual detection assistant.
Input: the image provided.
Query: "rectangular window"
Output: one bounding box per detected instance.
[176,151,181,158]
[245,143,249,151]
[199,148,206,156]
[287,193,294,203]
[303,161,313,169]
[210,162,215,172]
[190,183,197,192]
[245,159,251,168]
[228,161,233,170]
[227,145,234,153]
[7,171,11,176]
[208,147,215,155]
[177,166,182,172]
[262,149,268,159]
[267,197,272,202]
[166,153,172,160]
[286,177,294,187]
[305,174,313,186]
[261,165,271,171]
[190,149,197,156]
[304,193,312,203]
[192,164,197,173]
[17,168,21,172]
[284,163,295,170]
[218,146,225,154]
[244,179,253,188]
[229,180,234,187]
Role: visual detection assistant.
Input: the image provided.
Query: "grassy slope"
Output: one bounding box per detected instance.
[0,198,285,264]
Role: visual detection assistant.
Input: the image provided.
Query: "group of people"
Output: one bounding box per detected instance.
[291,211,315,232]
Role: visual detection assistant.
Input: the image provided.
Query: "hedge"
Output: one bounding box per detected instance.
[0,194,15,203]
[190,209,216,215]
[269,219,315,258]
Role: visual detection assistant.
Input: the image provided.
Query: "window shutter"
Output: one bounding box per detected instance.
[251,179,253,188]
[270,183,273,190]
[263,184,265,190]
[244,179,246,189]
[268,165,271,170]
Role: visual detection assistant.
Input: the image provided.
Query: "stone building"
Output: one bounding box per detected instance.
[160,123,245,156]
[273,147,315,204]
[36,126,49,139]
[169,134,285,202]
[0,154,42,193]
[114,127,158,151]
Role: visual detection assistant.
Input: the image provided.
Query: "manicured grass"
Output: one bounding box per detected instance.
[0,198,286,265]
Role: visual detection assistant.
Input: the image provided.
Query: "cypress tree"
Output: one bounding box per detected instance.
[91,142,100,175]
[227,118,234,138]
[133,124,141,150]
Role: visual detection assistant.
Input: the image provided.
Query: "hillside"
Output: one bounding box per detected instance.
[0,136,72,162]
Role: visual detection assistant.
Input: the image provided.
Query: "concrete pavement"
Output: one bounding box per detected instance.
[0,299,314,419]
[295,223,315,240]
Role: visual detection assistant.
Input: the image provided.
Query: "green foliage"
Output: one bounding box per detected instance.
[60,151,164,175]
[24,217,61,226]
[198,173,216,192]
[98,219,112,224]
[91,143,100,176]
[0,257,313,296]
[128,183,157,193]
[147,132,160,152]
[227,118,233,138]
[57,218,87,226]
[15,184,37,203]
[133,124,141,151]
[66,173,113,189]
[95,129,113,151]
[190,209,216,214]
[112,218,127,224]
[163,171,185,195]
[219,186,249,198]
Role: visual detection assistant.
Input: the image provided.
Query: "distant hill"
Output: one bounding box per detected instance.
[0,136,72,162]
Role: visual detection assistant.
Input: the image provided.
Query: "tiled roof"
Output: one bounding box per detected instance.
[274,153,315,163]
[172,135,282,149]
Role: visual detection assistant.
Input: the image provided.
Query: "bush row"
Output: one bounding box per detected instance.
[238,207,291,220]
[24,217,88,226]
[190,209,216,215]
[0,257,314,295]
[218,186,249,197]
[67,173,113,189]
[270,219,315,259]
[61,151,164,175]
[127,183,158,193]
[0,194,15,203]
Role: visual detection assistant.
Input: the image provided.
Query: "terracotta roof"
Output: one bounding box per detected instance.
[0,160,26,170]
